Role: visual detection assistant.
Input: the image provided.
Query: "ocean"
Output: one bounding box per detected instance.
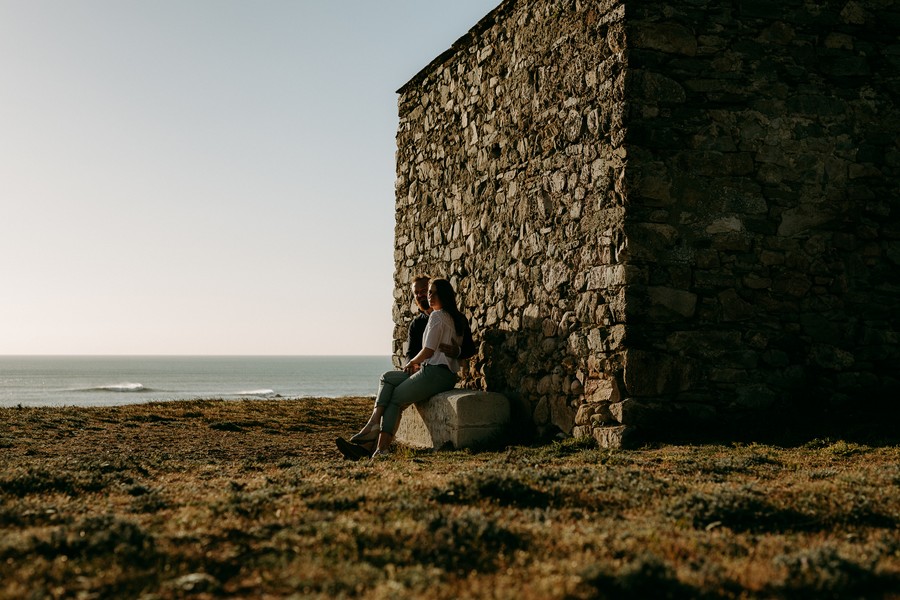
[0,356,394,408]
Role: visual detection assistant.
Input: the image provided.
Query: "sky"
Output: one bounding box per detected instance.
[0,0,500,356]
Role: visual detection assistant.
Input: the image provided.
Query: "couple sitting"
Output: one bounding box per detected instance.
[336,275,475,460]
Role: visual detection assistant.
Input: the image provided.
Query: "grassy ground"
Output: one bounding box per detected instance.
[1,397,899,599]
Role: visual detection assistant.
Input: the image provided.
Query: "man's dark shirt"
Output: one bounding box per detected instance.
[406,312,429,361]
[406,311,477,362]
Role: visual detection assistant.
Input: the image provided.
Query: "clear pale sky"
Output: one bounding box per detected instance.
[0,0,499,356]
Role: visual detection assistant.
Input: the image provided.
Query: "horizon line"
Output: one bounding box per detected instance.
[0,354,394,358]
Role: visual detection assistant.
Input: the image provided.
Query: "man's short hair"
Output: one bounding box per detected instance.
[412,274,431,285]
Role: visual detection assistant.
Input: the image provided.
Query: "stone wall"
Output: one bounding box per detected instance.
[393,0,900,446]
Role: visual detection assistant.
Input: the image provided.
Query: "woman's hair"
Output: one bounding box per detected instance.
[430,278,467,337]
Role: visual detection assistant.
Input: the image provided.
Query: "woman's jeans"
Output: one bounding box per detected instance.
[375,365,457,434]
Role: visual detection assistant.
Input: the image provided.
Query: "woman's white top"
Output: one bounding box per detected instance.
[422,309,463,373]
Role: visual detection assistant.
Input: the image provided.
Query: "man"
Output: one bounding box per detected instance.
[404,275,432,370]
[406,274,476,369]
[335,274,476,460]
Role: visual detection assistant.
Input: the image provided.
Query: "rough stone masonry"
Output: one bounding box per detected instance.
[392,0,900,447]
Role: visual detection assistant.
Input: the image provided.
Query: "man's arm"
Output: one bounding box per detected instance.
[438,318,476,360]
[406,314,427,363]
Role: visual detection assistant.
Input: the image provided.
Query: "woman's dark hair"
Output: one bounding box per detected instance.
[431,278,467,337]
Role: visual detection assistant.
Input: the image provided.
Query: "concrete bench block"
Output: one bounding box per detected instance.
[395,389,510,449]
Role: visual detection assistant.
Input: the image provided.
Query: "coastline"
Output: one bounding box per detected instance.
[0,355,394,408]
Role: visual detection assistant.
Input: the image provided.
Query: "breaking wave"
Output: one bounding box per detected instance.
[80,383,150,393]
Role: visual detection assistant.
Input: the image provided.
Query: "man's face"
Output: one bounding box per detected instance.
[412,279,430,313]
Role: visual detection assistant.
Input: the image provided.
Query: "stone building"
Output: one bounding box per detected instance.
[392,0,900,447]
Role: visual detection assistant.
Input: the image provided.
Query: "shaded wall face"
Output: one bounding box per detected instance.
[394,0,629,436]
[621,0,900,421]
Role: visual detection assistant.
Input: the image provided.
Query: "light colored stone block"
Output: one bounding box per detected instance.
[395,389,510,449]
[591,424,637,449]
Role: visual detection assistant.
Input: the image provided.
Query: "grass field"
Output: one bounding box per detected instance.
[1,397,899,599]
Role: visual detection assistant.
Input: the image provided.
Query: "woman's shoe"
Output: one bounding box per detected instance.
[350,426,379,444]
[336,437,372,461]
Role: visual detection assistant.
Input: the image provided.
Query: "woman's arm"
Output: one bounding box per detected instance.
[407,311,446,373]
[404,347,435,373]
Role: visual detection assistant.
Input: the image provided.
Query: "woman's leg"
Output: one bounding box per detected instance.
[375,366,457,452]
[375,370,411,409]
[352,370,409,442]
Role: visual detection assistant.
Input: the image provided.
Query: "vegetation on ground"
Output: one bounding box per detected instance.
[1,398,899,598]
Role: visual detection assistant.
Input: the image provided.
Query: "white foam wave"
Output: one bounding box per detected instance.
[236,389,276,396]
[96,383,146,393]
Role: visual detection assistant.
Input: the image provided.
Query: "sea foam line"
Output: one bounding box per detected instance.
[80,383,149,393]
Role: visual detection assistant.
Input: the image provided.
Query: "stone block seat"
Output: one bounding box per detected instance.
[395,389,510,450]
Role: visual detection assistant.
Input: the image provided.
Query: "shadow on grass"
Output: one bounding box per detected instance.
[667,487,809,533]
[570,554,715,600]
[302,506,529,576]
[0,466,107,497]
[1,515,162,597]
[0,457,151,499]
[667,486,897,534]
[431,470,552,508]
[569,548,900,600]
[431,464,670,513]
[766,545,900,599]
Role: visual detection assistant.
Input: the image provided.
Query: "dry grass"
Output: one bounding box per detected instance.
[1,398,899,599]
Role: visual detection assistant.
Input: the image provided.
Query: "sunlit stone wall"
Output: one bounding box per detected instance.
[393,0,900,447]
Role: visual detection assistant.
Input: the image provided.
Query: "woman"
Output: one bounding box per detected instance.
[349,278,468,458]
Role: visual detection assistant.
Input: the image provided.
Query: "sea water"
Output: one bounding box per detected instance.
[0,356,394,408]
